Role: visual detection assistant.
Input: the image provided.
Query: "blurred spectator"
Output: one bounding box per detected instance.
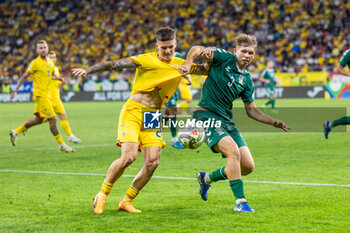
[1,0,349,83]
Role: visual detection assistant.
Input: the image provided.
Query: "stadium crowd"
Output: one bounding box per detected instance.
[1,0,349,83]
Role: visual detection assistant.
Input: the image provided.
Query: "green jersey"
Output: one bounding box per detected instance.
[261,68,275,90]
[339,49,350,69]
[198,48,254,121]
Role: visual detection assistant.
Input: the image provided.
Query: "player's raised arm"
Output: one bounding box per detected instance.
[11,71,31,98]
[72,58,138,78]
[244,101,290,132]
[179,46,207,75]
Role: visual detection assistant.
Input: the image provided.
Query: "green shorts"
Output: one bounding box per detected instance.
[193,110,246,154]
[266,87,276,97]
[165,89,179,107]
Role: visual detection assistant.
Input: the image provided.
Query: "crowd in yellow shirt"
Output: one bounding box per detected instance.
[1,0,349,82]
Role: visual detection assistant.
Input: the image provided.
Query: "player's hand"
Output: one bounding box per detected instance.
[201,48,214,61]
[60,77,67,85]
[273,119,291,132]
[178,65,191,76]
[71,68,88,78]
[10,91,16,99]
[182,74,192,85]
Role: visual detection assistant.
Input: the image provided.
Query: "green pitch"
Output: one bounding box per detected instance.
[0,99,349,232]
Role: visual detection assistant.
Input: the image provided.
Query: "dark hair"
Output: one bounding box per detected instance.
[36,40,48,48]
[48,51,56,55]
[155,27,176,41]
[235,34,257,49]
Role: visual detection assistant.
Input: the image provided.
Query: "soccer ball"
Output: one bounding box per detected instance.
[178,130,206,149]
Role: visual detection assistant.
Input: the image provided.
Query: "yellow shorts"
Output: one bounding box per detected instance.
[179,83,192,101]
[116,99,165,150]
[33,95,56,120]
[50,96,65,115]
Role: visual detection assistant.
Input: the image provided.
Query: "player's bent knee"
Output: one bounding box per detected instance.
[242,164,255,176]
[145,160,159,171]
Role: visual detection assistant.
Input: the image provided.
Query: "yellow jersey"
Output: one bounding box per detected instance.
[26,56,55,97]
[50,66,62,99]
[128,52,197,108]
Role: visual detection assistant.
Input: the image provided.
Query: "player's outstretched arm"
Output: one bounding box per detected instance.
[11,72,31,98]
[244,101,291,132]
[336,64,350,77]
[72,58,138,78]
[179,46,209,75]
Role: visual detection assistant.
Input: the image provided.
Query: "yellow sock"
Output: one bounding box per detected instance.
[178,101,188,109]
[15,125,27,134]
[60,120,72,136]
[123,185,139,202]
[54,134,64,144]
[100,179,114,196]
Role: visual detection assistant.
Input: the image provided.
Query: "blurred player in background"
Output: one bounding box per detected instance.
[48,51,82,144]
[10,40,75,153]
[324,49,350,139]
[259,60,277,112]
[164,52,186,149]
[177,75,193,114]
[72,27,208,215]
[179,34,290,213]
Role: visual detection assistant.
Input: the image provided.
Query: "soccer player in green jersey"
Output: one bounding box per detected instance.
[324,49,350,139]
[179,34,290,213]
[259,60,277,112]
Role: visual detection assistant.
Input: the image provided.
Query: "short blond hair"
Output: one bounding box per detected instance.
[235,34,257,49]
[35,40,48,48]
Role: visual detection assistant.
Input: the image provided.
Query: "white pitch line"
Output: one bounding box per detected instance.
[0,169,349,187]
[0,143,114,154]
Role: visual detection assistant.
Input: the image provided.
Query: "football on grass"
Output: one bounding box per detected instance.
[178,130,206,149]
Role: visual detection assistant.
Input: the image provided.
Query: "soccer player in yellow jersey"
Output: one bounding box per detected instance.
[72,27,208,214]
[10,40,75,153]
[177,77,193,114]
[48,51,82,144]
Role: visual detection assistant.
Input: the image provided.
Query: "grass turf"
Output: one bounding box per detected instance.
[0,99,349,232]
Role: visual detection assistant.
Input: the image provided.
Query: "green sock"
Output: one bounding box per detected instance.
[265,99,273,106]
[229,179,245,200]
[169,117,177,138]
[271,99,276,109]
[332,116,350,127]
[209,167,227,182]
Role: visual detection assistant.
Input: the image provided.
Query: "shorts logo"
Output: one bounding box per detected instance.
[156,131,163,138]
[122,131,126,138]
[143,110,161,129]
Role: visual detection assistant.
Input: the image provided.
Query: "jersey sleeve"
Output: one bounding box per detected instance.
[213,48,235,65]
[262,69,268,79]
[128,54,152,69]
[240,76,255,103]
[53,66,60,77]
[26,60,36,74]
[339,50,350,68]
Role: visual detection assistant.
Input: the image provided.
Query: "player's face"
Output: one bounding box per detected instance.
[36,43,49,57]
[48,53,56,63]
[234,46,255,69]
[156,39,177,62]
[267,60,274,69]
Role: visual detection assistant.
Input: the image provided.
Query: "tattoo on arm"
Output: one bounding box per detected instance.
[86,58,137,74]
